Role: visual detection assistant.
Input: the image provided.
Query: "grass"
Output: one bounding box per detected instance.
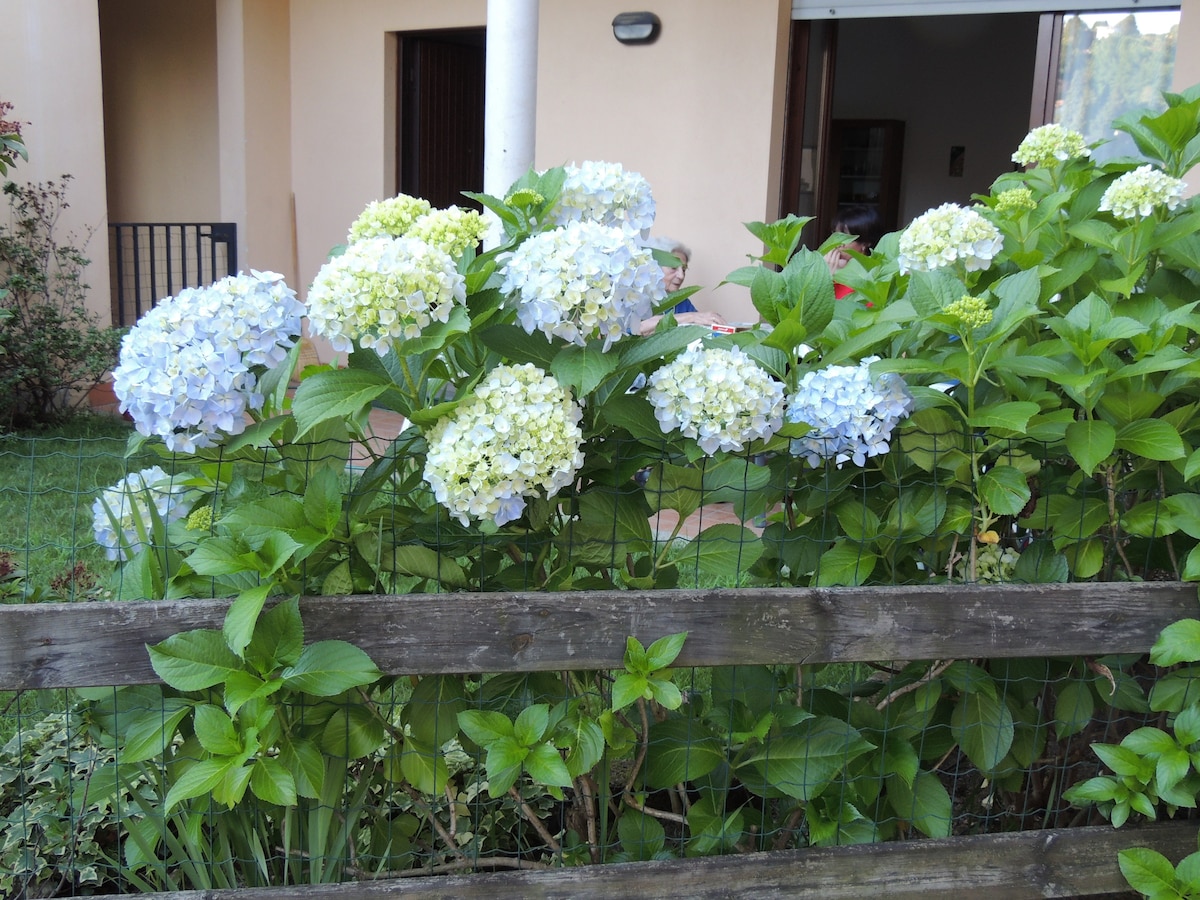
[0,413,154,602]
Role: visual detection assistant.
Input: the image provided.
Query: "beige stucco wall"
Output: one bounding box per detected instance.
[1,0,112,325]
[1173,0,1200,196]
[536,1,791,325]
[220,0,295,281]
[100,0,220,222]
[289,0,488,306]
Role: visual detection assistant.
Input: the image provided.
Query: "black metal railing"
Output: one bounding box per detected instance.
[108,222,237,327]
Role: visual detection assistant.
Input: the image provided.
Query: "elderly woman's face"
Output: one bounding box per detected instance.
[662,251,688,293]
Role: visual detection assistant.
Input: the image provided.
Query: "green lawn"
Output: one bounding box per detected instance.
[0,414,152,602]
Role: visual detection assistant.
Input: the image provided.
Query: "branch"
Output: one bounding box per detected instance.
[875,659,955,711]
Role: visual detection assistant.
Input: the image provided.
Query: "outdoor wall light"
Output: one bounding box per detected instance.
[612,12,661,45]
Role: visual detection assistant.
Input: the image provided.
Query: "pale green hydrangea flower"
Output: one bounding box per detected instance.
[945,294,993,329]
[1012,123,1090,168]
[897,203,1003,274]
[423,364,585,527]
[957,543,1020,584]
[995,187,1036,215]
[1099,164,1187,220]
[306,236,465,356]
[648,345,785,455]
[409,206,488,260]
[348,194,433,242]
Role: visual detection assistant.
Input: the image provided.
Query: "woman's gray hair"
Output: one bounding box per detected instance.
[641,236,691,261]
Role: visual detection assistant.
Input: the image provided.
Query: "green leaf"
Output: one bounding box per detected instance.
[1065,420,1116,476]
[194,704,242,756]
[887,769,952,838]
[246,596,305,674]
[279,736,326,799]
[551,343,618,397]
[400,738,450,796]
[978,465,1031,517]
[357,535,469,588]
[187,537,255,577]
[321,704,386,759]
[303,467,344,534]
[1054,679,1095,739]
[223,582,275,659]
[679,523,764,582]
[119,702,192,764]
[148,629,245,691]
[1115,419,1186,461]
[1118,847,1179,898]
[644,718,725,788]
[513,704,551,747]
[952,691,1015,774]
[483,736,526,796]
[814,541,877,587]
[739,716,875,801]
[403,675,468,747]
[618,809,666,861]
[457,709,515,745]
[967,401,1041,433]
[165,757,237,812]
[281,640,383,696]
[250,756,298,807]
[292,368,390,438]
[645,631,688,671]
[1152,619,1200,667]
[612,672,648,712]
[524,742,573,787]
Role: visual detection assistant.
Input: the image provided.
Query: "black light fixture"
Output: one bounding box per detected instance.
[612,12,661,45]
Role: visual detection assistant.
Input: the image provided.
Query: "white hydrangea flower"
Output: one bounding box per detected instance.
[92,466,192,562]
[423,364,585,527]
[306,235,466,356]
[113,271,304,453]
[1012,123,1091,168]
[408,206,488,260]
[549,160,656,235]
[500,220,664,350]
[787,357,914,468]
[647,345,785,455]
[1099,164,1187,220]
[348,194,433,242]
[897,203,1004,274]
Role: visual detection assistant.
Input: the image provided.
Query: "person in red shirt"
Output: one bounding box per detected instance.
[824,205,884,300]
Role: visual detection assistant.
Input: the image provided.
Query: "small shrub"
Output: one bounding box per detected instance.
[0,177,121,427]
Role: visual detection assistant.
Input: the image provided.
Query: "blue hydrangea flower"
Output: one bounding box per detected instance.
[500,221,664,350]
[787,357,914,467]
[92,466,192,562]
[113,271,305,453]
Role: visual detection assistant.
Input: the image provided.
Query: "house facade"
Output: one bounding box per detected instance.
[2,0,1197,340]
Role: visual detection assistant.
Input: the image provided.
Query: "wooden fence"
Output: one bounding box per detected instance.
[4,581,1199,898]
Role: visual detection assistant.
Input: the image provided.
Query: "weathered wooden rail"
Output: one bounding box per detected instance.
[3,581,1198,897]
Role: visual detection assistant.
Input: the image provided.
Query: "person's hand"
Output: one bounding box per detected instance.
[676,311,727,328]
[637,310,728,336]
[825,247,849,274]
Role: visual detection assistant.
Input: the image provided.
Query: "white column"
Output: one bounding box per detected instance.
[483,0,539,202]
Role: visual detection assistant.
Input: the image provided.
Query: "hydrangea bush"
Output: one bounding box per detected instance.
[67,89,1200,888]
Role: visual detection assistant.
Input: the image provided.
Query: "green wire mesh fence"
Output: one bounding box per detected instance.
[0,419,1197,894]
